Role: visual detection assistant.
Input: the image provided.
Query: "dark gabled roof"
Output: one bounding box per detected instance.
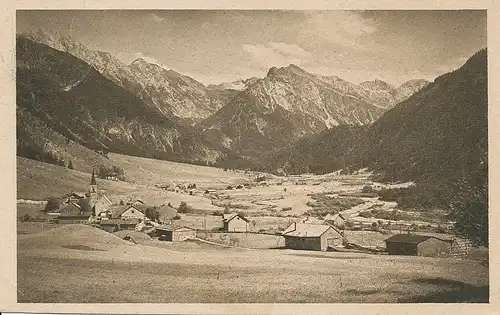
[156,224,194,232]
[282,223,339,238]
[58,202,92,218]
[223,213,250,223]
[384,234,435,245]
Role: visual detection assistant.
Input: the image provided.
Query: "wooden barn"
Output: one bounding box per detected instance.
[282,223,344,252]
[222,213,250,232]
[384,234,453,257]
[156,225,196,241]
[56,202,92,224]
[99,218,140,233]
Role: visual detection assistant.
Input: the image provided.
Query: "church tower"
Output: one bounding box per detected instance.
[89,168,98,215]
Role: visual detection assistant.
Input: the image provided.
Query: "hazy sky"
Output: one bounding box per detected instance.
[17,10,486,86]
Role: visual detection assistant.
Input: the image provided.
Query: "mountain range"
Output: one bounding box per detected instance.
[16,36,221,168]
[17,31,432,169]
[264,49,487,193]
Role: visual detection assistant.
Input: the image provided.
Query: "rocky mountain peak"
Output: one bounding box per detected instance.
[360,79,395,91]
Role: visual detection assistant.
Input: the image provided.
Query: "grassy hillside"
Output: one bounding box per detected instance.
[108,153,251,188]
[17,156,147,200]
[17,106,112,173]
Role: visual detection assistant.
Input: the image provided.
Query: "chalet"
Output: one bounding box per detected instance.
[222,213,251,232]
[384,234,453,257]
[113,205,146,220]
[56,202,92,224]
[100,218,141,233]
[155,225,196,241]
[282,223,344,252]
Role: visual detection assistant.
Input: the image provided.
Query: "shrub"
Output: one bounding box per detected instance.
[212,210,223,216]
[178,201,192,213]
[362,185,374,193]
[68,160,74,170]
[97,164,125,181]
[172,214,181,220]
[436,225,446,233]
[44,197,60,213]
[145,207,160,222]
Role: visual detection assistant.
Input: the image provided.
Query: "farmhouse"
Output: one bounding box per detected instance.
[113,205,146,220]
[222,213,251,232]
[282,223,344,252]
[384,234,452,257]
[100,218,141,233]
[56,202,92,224]
[155,225,196,241]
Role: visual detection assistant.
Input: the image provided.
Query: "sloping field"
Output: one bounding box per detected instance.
[17,157,144,200]
[108,153,252,188]
[18,225,488,303]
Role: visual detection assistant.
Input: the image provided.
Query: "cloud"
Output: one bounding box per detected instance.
[242,42,312,69]
[301,11,377,48]
[150,13,164,23]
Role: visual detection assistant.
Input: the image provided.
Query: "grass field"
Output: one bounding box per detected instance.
[196,231,285,248]
[17,225,489,303]
[108,153,252,189]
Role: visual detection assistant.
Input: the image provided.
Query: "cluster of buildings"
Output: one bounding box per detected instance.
[47,171,468,256]
[53,170,188,237]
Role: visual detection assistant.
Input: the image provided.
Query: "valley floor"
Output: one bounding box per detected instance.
[16,154,489,303]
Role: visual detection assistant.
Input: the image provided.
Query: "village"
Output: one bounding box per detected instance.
[19,167,474,258]
[16,155,489,303]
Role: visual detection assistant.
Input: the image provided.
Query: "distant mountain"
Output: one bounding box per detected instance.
[20,30,230,125]
[265,49,487,191]
[397,79,430,99]
[16,37,220,165]
[207,77,260,91]
[200,64,428,164]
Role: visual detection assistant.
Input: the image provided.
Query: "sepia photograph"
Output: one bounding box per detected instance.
[12,8,489,305]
